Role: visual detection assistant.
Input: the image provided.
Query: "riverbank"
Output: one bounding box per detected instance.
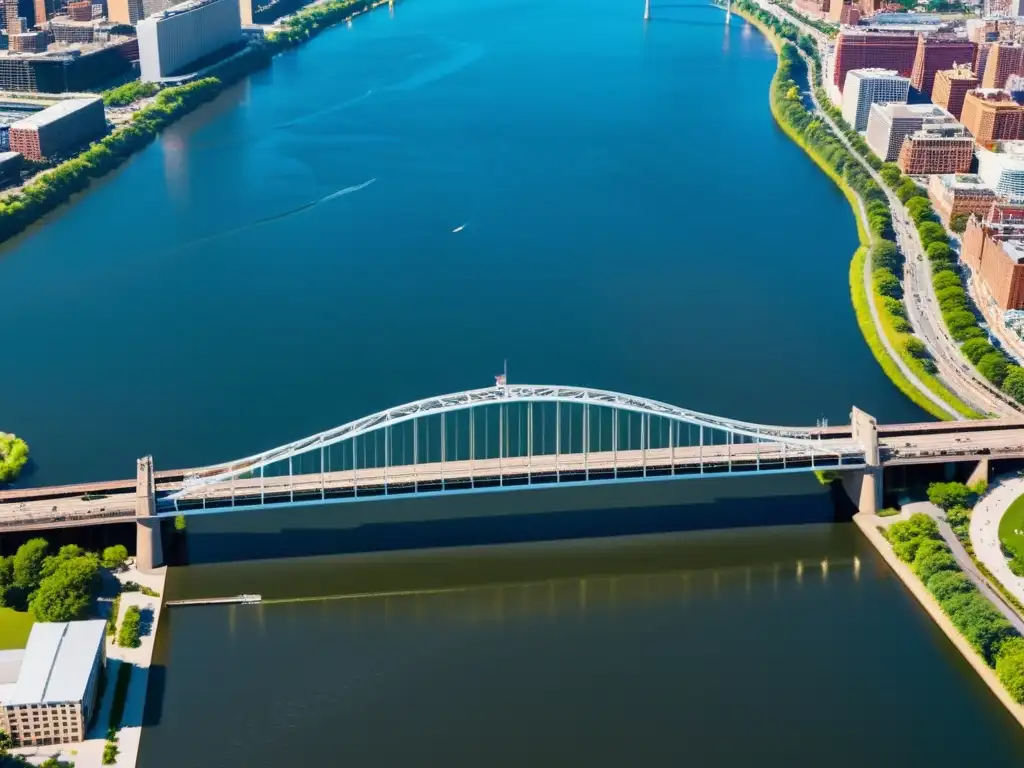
[854,511,1024,731]
[0,0,388,250]
[733,5,964,420]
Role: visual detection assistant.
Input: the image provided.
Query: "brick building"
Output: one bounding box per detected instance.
[981,42,1024,89]
[66,0,90,18]
[932,66,979,120]
[8,96,104,160]
[828,1,860,24]
[897,124,975,175]
[963,215,1024,310]
[928,174,998,224]
[910,36,977,97]
[961,89,1024,147]
[832,32,918,91]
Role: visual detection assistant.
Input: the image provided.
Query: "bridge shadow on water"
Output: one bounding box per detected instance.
[167,473,856,569]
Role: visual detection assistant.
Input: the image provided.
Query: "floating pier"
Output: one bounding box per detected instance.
[165,594,262,607]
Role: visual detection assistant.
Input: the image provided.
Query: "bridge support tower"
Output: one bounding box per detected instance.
[846,407,882,516]
[136,456,164,572]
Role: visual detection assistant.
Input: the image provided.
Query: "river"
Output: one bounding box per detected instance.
[4,0,1023,762]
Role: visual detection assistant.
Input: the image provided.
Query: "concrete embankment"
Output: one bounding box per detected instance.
[854,512,1024,730]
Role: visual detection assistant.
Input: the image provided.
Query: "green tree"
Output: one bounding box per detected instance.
[928,569,974,602]
[888,513,941,561]
[879,163,902,189]
[962,337,996,365]
[944,309,977,339]
[918,221,948,247]
[937,286,968,313]
[13,538,48,591]
[903,336,927,358]
[40,544,84,579]
[1003,365,1024,403]
[951,213,970,233]
[997,637,1024,703]
[118,606,142,648]
[926,241,953,264]
[897,177,919,203]
[979,351,1009,386]
[915,550,958,582]
[933,270,961,291]
[0,556,12,608]
[0,433,29,484]
[927,481,972,510]
[871,241,899,271]
[101,545,129,571]
[873,268,901,298]
[28,555,99,622]
[0,728,11,754]
[907,196,934,224]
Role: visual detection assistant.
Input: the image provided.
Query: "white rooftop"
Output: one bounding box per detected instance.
[0,649,24,686]
[9,96,102,131]
[2,621,105,706]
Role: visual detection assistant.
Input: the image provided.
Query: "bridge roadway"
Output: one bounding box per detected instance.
[4,421,1024,532]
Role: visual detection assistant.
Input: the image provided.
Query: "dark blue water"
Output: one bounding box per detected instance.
[0,0,921,488]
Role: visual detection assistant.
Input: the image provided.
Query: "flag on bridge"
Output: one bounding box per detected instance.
[495,374,507,387]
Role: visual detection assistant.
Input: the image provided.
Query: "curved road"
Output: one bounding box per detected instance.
[755,0,1022,418]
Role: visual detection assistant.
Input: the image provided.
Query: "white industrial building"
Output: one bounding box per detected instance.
[137,0,241,82]
[842,69,910,131]
[0,620,106,747]
[978,142,1024,203]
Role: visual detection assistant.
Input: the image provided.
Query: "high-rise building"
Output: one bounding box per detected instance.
[932,66,979,121]
[841,68,910,131]
[982,43,1024,90]
[9,30,45,51]
[928,174,998,225]
[0,621,106,748]
[897,123,975,175]
[910,36,976,97]
[865,103,953,162]
[137,0,241,82]
[48,18,94,43]
[66,0,90,18]
[828,0,859,24]
[978,142,1024,202]
[961,89,1024,147]
[962,215,1024,310]
[107,0,143,23]
[833,33,919,92]
[8,96,104,159]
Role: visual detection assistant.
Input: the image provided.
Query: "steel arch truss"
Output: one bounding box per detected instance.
[166,385,864,503]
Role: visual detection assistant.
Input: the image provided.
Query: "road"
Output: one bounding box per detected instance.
[753,0,1022,418]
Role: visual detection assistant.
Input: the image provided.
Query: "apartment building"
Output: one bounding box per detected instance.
[978,142,1024,203]
[963,216,1024,310]
[981,42,1024,89]
[0,621,106,748]
[866,103,953,162]
[832,32,919,91]
[932,66,979,121]
[841,69,909,131]
[961,89,1024,146]
[928,173,998,225]
[897,124,975,175]
[910,36,977,97]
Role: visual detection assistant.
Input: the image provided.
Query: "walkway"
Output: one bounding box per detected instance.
[971,477,1024,610]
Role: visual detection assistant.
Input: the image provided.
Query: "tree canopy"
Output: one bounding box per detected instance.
[0,434,28,484]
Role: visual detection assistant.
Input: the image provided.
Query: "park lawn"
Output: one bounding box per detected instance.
[0,606,34,650]
[998,492,1024,555]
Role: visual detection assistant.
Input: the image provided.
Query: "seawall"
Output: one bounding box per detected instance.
[854,512,1024,731]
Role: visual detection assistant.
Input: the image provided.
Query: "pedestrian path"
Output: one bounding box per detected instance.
[971,477,1024,609]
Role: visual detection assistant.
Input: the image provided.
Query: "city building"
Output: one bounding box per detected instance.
[932,66,979,121]
[910,36,976,98]
[795,0,829,15]
[978,142,1024,202]
[0,149,22,180]
[828,0,860,25]
[865,103,953,162]
[9,31,45,52]
[961,89,1024,146]
[897,123,975,174]
[981,42,1024,90]
[106,0,143,23]
[963,215,1024,310]
[9,95,104,159]
[0,38,137,91]
[832,32,919,91]
[48,17,95,43]
[928,173,998,225]
[66,0,91,19]
[0,620,106,748]
[841,68,909,131]
[137,0,241,82]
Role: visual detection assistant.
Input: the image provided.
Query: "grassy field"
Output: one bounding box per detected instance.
[0,606,35,650]
[998,492,1024,553]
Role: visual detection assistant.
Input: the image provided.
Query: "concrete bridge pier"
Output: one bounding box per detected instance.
[967,457,990,488]
[136,456,164,572]
[845,407,882,516]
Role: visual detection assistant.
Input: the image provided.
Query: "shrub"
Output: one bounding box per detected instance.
[117,606,141,648]
[878,507,901,517]
[0,433,29,483]
[1009,558,1024,578]
[888,513,941,562]
[927,481,972,510]
[997,637,1024,703]
[927,570,974,601]
[102,740,118,765]
[101,545,129,571]
[951,213,970,233]
[1003,365,1024,403]
[915,550,958,582]
[903,336,927,358]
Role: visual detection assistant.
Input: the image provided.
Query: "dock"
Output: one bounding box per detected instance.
[165,594,262,607]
